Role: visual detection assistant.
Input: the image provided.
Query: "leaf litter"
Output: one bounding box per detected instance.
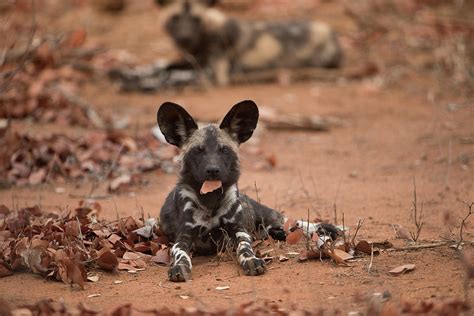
[0,202,170,288]
[0,128,178,189]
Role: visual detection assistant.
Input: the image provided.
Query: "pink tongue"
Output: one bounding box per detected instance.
[200,180,223,194]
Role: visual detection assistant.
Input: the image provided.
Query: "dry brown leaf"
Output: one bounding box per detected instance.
[355,240,372,254]
[333,249,353,261]
[93,228,111,238]
[109,174,132,192]
[325,249,349,266]
[297,249,322,262]
[117,262,136,271]
[58,257,86,289]
[87,272,99,282]
[150,241,160,255]
[133,242,151,253]
[128,258,147,269]
[20,247,50,274]
[28,168,47,185]
[123,251,142,260]
[108,233,122,245]
[389,264,416,276]
[286,229,303,244]
[278,255,289,262]
[65,220,80,237]
[96,248,118,271]
[151,249,170,266]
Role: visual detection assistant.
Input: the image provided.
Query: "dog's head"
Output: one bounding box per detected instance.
[155,0,223,53]
[157,100,258,191]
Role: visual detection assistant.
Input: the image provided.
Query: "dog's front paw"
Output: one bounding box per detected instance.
[241,257,265,276]
[168,264,191,282]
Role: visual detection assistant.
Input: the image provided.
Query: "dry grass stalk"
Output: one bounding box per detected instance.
[410,178,424,242]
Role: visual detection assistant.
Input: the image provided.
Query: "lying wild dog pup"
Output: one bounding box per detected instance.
[157,100,339,281]
[156,0,343,85]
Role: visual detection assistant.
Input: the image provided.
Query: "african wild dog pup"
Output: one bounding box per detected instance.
[157,100,339,281]
[155,0,343,85]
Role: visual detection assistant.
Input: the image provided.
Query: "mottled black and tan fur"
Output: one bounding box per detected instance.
[157,100,338,281]
[156,0,343,85]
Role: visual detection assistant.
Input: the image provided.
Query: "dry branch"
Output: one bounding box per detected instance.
[456,201,474,249]
[0,0,37,93]
[351,219,365,247]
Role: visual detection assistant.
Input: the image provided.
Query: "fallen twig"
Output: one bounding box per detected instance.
[387,242,449,252]
[50,85,106,129]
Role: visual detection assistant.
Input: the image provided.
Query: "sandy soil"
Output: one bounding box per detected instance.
[1,1,473,314]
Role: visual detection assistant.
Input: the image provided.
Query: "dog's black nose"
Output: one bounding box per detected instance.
[205,166,220,178]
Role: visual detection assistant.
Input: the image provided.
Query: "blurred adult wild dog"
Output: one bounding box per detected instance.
[155,0,343,85]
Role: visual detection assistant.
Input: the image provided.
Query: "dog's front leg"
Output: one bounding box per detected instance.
[211,57,230,86]
[169,233,193,282]
[233,229,265,276]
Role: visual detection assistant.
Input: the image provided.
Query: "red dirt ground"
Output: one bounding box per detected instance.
[1,1,473,314]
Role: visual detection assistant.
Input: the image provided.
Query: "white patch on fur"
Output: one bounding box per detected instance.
[235,231,251,241]
[236,236,256,265]
[294,219,322,238]
[202,8,227,32]
[222,204,242,224]
[240,33,282,69]
[182,185,239,230]
[238,254,256,264]
[183,201,194,212]
[171,242,192,268]
[293,21,337,66]
[179,185,200,203]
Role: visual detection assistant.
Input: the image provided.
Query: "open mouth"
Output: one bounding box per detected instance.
[200,180,223,195]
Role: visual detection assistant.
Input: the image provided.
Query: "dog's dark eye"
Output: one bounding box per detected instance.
[219,146,231,154]
[196,146,205,153]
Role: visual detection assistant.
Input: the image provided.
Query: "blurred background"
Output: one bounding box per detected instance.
[1,0,473,218]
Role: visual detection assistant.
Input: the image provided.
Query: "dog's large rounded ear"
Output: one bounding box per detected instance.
[157,102,198,148]
[219,100,259,144]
